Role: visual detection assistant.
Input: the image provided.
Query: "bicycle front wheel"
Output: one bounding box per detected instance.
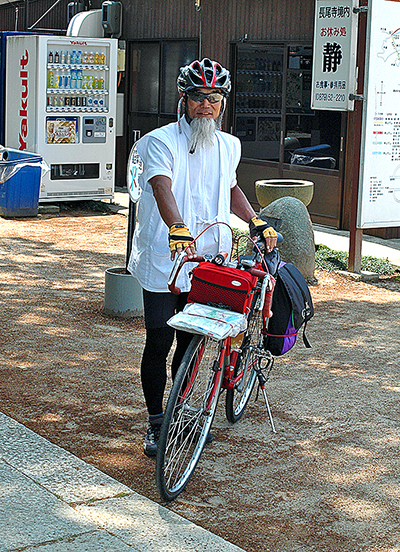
[225,293,263,423]
[156,335,223,502]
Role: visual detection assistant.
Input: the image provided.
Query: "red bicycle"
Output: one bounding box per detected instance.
[156,225,280,502]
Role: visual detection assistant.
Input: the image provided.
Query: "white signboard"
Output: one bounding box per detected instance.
[311,0,358,111]
[358,0,400,228]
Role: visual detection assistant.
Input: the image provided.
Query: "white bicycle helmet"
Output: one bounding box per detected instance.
[177,58,231,95]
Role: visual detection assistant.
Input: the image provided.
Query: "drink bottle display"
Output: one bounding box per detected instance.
[46,43,110,112]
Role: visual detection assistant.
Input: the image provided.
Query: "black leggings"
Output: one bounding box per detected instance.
[141,290,193,415]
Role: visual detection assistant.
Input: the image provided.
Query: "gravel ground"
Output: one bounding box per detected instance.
[1,203,400,552]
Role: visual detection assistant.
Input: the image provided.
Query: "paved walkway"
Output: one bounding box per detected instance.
[0,412,245,552]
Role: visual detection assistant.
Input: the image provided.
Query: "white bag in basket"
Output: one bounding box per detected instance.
[167,303,248,341]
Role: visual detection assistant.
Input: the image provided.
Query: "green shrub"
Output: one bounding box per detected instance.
[232,232,396,276]
[315,244,394,275]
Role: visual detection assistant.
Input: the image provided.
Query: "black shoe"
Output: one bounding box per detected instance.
[143,422,161,457]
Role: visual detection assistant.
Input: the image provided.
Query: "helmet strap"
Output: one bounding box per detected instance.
[218,97,227,130]
[177,96,184,133]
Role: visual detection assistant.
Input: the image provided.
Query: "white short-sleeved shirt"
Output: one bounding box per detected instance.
[128,117,241,292]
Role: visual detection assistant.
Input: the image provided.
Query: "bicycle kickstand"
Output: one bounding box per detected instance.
[256,370,277,433]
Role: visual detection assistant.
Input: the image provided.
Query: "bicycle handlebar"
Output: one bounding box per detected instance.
[167,252,273,293]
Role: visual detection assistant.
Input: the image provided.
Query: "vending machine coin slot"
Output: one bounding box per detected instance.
[82,116,107,143]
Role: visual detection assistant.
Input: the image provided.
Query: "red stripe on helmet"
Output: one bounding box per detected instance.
[193,60,207,86]
[211,63,218,87]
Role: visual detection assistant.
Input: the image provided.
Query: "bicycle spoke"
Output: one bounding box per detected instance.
[156,336,223,501]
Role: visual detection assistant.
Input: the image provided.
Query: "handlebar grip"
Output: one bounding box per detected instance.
[249,267,268,279]
[263,274,276,319]
[255,232,283,252]
[168,282,182,295]
[263,288,274,319]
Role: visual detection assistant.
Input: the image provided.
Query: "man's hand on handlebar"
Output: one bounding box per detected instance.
[168,223,197,260]
[249,216,278,253]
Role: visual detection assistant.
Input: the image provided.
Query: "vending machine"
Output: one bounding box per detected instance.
[4,34,118,202]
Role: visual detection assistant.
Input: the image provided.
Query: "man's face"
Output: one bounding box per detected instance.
[184,88,223,120]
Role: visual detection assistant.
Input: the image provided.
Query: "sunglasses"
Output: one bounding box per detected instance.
[187,91,224,104]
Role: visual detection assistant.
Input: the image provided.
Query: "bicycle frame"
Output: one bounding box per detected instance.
[167,225,277,416]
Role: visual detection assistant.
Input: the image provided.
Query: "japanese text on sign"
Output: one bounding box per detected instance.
[311,0,358,111]
[318,6,351,18]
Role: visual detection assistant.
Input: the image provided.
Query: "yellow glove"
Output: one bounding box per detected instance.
[168,223,194,253]
[249,217,278,242]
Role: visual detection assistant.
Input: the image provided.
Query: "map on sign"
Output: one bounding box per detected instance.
[358,0,400,228]
[377,27,400,65]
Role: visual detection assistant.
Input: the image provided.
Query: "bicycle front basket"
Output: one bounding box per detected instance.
[187,262,257,314]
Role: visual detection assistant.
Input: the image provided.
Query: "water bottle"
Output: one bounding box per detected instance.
[47,69,54,88]
[70,69,77,89]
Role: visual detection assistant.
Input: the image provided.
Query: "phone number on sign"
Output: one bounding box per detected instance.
[315,93,346,102]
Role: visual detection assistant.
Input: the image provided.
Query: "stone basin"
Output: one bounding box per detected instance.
[255,179,314,208]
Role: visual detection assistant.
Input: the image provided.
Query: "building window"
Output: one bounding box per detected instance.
[231,42,341,170]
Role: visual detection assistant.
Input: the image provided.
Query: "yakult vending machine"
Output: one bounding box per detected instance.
[5,34,118,202]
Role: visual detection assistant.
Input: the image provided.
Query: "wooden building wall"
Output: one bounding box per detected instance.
[122,0,315,62]
[0,0,74,33]
[1,0,315,48]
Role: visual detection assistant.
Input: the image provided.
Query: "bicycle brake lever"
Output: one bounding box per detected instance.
[167,250,187,288]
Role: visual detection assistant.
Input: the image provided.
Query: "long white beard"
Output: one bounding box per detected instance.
[189,117,218,152]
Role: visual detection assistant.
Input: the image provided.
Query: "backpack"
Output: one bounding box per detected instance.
[263,262,314,356]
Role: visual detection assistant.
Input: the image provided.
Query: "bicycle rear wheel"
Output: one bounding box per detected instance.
[225,292,263,423]
[156,335,223,502]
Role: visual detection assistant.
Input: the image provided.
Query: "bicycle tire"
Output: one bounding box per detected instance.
[156,335,223,502]
[225,292,263,423]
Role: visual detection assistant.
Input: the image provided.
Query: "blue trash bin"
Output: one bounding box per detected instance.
[0,149,43,218]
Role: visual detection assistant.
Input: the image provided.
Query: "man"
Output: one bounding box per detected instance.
[128,58,277,456]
